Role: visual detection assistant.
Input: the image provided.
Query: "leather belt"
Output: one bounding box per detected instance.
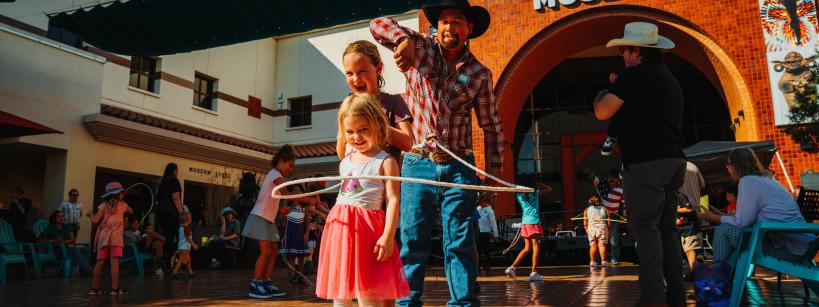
[408,147,472,163]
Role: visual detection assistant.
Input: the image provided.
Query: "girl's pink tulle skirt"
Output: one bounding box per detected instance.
[315,204,409,300]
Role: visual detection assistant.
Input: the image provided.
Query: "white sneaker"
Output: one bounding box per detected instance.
[209,259,221,269]
[590,261,598,267]
[601,136,616,155]
[504,266,516,279]
[155,268,164,276]
[528,272,544,281]
[601,261,609,266]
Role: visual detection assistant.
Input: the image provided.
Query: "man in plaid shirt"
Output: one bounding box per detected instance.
[371,0,504,305]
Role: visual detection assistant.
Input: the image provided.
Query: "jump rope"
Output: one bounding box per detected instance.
[126,183,156,228]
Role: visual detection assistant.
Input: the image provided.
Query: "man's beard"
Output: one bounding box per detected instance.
[441,33,461,49]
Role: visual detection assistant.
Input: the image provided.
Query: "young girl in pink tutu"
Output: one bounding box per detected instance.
[316,93,409,306]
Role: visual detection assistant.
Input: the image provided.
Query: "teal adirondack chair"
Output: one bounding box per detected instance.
[729,222,819,307]
[30,219,68,278]
[733,188,819,287]
[53,244,88,278]
[121,243,157,276]
[0,218,29,283]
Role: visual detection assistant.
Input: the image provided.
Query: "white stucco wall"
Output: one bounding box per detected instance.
[0,27,104,151]
[0,27,265,242]
[2,1,281,145]
[99,37,279,144]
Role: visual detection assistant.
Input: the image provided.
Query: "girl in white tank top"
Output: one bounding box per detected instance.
[315,93,409,305]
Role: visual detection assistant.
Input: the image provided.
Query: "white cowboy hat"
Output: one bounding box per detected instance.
[606,22,675,49]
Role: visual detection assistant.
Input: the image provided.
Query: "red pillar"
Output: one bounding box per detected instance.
[560,135,576,227]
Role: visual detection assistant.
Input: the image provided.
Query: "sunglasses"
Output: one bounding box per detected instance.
[70,194,79,197]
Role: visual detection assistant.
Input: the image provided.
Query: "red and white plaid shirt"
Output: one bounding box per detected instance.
[370,17,505,169]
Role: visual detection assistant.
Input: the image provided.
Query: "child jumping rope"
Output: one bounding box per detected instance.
[505,183,551,281]
[584,195,609,266]
[242,144,324,299]
[87,182,133,295]
[316,93,409,307]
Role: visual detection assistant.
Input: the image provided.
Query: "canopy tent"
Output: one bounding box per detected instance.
[0,111,63,138]
[683,140,792,189]
[48,0,436,56]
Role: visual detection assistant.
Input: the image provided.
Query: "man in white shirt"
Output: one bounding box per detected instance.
[476,192,499,271]
[58,189,83,237]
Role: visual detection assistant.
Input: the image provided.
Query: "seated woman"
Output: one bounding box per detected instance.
[698,147,814,267]
[39,210,92,274]
[208,207,242,269]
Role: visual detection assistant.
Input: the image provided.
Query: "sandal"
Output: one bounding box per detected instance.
[87,288,105,295]
[110,288,129,295]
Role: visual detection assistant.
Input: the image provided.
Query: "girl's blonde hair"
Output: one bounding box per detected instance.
[343,40,385,89]
[104,194,119,210]
[338,93,389,150]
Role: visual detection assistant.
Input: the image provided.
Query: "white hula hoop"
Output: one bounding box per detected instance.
[271,175,533,199]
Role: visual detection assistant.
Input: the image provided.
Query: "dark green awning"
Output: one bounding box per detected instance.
[49,0,434,56]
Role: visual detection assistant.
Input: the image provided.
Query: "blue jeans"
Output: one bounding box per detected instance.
[608,221,620,261]
[398,152,479,307]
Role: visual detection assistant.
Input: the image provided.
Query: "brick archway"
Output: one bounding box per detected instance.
[488,5,758,215]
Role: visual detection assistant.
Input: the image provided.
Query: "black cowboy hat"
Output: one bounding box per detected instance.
[423,0,490,39]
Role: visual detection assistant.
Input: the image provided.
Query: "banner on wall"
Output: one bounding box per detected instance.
[759,0,819,126]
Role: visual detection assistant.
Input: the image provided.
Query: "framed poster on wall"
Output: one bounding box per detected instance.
[759,0,819,126]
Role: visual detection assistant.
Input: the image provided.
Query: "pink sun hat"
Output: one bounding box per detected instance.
[100,182,125,198]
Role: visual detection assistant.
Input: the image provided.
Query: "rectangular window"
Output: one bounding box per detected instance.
[193,73,218,111]
[129,56,160,93]
[47,23,83,48]
[288,96,312,128]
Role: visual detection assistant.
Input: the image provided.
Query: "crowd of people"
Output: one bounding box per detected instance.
[2,1,816,306]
